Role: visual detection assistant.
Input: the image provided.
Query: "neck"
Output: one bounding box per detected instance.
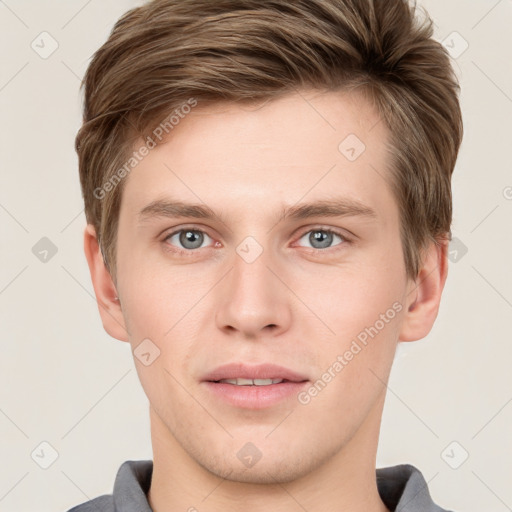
[147,394,390,512]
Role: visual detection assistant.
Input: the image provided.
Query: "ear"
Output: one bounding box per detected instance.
[83,224,130,342]
[398,238,449,342]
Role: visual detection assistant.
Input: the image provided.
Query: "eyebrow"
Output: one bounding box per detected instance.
[137,197,377,224]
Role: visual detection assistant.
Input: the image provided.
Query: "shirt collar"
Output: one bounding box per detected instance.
[111,460,448,512]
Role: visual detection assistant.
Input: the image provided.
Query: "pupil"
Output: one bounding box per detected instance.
[180,230,203,249]
[311,230,332,249]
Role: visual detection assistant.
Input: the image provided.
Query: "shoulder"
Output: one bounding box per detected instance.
[377,463,456,512]
[64,460,153,512]
[66,494,114,512]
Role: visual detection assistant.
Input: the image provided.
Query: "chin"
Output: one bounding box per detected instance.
[194,442,330,485]
[204,458,305,485]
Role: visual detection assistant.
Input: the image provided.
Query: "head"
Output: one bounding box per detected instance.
[80,0,462,485]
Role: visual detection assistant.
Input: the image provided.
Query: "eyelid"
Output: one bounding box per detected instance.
[294,225,353,242]
[162,225,213,240]
[161,225,216,253]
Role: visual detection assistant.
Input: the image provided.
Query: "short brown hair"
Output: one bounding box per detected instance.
[76,0,463,283]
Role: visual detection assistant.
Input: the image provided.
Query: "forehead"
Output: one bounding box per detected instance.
[119,89,395,225]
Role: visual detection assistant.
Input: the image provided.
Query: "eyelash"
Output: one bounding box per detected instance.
[161,226,352,255]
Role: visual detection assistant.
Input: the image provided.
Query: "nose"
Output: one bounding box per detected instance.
[215,245,292,339]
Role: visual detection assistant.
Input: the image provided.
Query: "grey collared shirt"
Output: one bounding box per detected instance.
[67,460,454,511]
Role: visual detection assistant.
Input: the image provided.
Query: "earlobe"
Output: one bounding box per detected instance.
[398,239,449,342]
[83,224,130,342]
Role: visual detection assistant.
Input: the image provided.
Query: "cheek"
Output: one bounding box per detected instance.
[297,274,404,430]
[118,250,206,337]
[295,255,406,407]
[302,257,405,337]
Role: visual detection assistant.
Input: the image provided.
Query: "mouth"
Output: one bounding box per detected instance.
[202,362,308,384]
[212,378,290,386]
[201,363,309,409]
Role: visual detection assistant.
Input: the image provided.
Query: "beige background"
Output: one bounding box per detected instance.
[0,1,511,511]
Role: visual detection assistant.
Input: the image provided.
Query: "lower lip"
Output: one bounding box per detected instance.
[202,381,309,409]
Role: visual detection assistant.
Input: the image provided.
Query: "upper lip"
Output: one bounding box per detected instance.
[202,363,309,383]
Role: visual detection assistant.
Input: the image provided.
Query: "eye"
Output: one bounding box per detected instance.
[296,228,348,250]
[161,226,350,255]
[163,228,214,252]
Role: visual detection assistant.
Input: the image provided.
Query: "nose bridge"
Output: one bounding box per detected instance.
[231,242,279,312]
[215,239,291,336]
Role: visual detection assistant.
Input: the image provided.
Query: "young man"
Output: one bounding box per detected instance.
[71,0,462,510]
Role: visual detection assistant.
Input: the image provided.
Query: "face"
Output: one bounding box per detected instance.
[113,89,414,483]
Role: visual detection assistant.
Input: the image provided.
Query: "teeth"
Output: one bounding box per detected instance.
[218,378,284,386]
[237,378,254,386]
